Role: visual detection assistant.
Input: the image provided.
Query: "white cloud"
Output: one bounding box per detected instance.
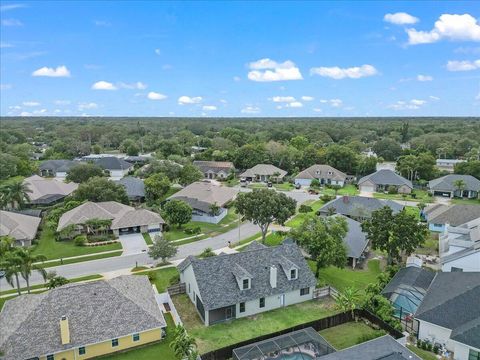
[1,18,22,26]
[155,49,161,55]
[0,42,13,48]
[388,99,426,110]
[310,64,378,79]
[1,4,26,11]
[202,105,217,111]
[446,59,480,71]
[147,91,167,100]
[78,102,98,110]
[320,99,343,107]
[233,76,241,82]
[118,81,147,90]
[22,101,40,107]
[476,92,480,100]
[301,96,314,101]
[417,74,433,81]
[178,96,202,105]
[241,106,260,114]
[32,65,71,77]
[94,20,111,27]
[20,111,32,116]
[286,101,303,108]
[271,96,296,103]
[247,58,303,82]
[220,99,227,104]
[0,84,12,90]
[384,12,419,25]
[92,81,117,90]
[410,99,426,106]
[313,108,323,113]
[33,108,47,114]
[54,100,71,105]
[162,64,172,70]
[407,14,480,45]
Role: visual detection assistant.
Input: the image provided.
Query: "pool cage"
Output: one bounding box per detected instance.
[232,327,335,360]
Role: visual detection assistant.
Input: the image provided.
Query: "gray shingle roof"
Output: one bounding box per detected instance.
[319,335,421,360]
[318,196,404,218]
[295,164,347,181]
[115,176,145,199]
[429,174,480,192]
[240,164,287,179]
[193,161,235,174]
[39,160,76,172]
[24,175,78,203]
[415,272,480,348]
[451,317,480,350]
[358,169,412,188]
[427,204,480,226]
[0,276,166,360]
[0,210,41,241]
[381,266,435,298]
[335,215,369,259]
[90,156,133,170]
[169,181,237,208]
[177,242,316,311]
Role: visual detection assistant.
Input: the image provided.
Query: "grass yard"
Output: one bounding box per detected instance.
[406,345,438,360]
[321,184,358,197]
[405,206,421,220]
[310,259,382,293]
[286,199,325,228]
[450,197,480,205]
[172,294,337,353]
[373,189,433,203]
[319,321,385,350]
[135,266,179,293]
[142,233,153,245]
[42,251,122,268]
[415,233,438,256]
[273,182,294,191]
[99,313,176,360]
[32,226,122,260]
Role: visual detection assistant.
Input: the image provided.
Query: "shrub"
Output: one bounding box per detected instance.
[298,204,313,213]
[410,193,417,199]
[433,345,440,354]
[321,194,334,202]
[146,271,157,282]
[185,226,201,235]
[169,274,180,285]
[416,339,422,348]
[387,186,398,194]
[88,235,111,243]
[74,235,87,246]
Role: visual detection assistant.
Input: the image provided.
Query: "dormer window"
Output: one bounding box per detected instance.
[242,278,250,290]
[290,269,297,280]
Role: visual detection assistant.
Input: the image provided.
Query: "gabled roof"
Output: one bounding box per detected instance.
[335,215,369,259]
[240,164,287,178]
[318,196,404,218]
[358,169,412,188]
[90,156,133,171]
[193,161,235,174]
[295,164,347,181]
[57,201,164,231]
[319,335,421,360]
[115,176,145,199]
[24,175,78,203]
[177,242,316,311]
[415,272,480,348]
[168,181,237,209]
[0,276,166,360]
[0,210,41,241]
[426,204,480,226]
[429,174,480,192]
[39,160,76,173]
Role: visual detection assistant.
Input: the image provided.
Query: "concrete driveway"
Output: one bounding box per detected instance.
[118,233,149,256]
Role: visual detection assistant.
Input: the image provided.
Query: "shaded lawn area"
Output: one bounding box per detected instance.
[322,184,358,197]
[99,313,176,360]
[135,267,179,293]
[319,321,385,350]
[450,197,480,205]
[310,259,382,293]
[172,294,337,353]
[373,189,433,203]
[31,226,122,260]
[406,345,438,360]
[286,199,324,228]
[160,187,181,202]
[415,233,438,256]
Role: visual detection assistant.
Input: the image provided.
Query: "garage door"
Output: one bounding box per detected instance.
[360,185,374,193]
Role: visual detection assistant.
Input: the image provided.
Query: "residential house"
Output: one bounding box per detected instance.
[424,204,480,232]
[439,217,480,272]
[177,241,317,326]
[193,160,235,180]
[57,201,164,237]
[38,160,76,179]
[415,272,480,360]
[436,159,466,173]
[24,175,78,205]
[0,276,167,360]
[0,210,41,247]
[318,196,404,221]
[294,164,347,187]
[168,181,237,223]
[335,215,369,268]
[124,155,149,165]
[114,176,145,202]
[240,164,287,183]
[83,156,133,180]
[358,169,413,194]
[428,174,480,199]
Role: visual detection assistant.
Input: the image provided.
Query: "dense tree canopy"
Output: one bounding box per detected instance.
[66,163,105,183]
[71,177,129,204]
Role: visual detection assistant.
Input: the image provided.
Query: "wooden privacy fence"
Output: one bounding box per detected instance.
[167,283,186,296]
[200,309,404,360]
[314,285,339,299]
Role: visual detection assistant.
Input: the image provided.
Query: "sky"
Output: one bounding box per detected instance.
[0,1,479,117]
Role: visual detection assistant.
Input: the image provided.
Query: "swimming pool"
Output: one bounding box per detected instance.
[391,289,423,318]
[266,352,315,360]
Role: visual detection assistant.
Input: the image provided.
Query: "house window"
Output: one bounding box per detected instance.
[290,269,297,280]
[259,298,265,308]
[188,283,191,293]
[47,355,54,360]
[112,338,119,347]
[469,350,480,360]
[242,278,249,290]
[240,302,246,313]
[133,333,140,342]
[79,347,86,355]
[300,287,310,296]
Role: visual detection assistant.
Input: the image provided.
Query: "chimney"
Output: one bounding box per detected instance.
[270,265,277,288]
[60,315,70,345]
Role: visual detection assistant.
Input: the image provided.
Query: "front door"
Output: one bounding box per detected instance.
[226,307,233,319]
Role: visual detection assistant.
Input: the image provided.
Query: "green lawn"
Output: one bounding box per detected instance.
[405,206,421,220]
[273,182,294,191]
[373,189,433,203]
[142,233,153,245]
[416,233,438,256]
[322,184,358,197]
[286,199,325,228]
[450,197,480,205]
[42,251,123,268]
[32,226,122,260]
[310,259,382,292]
[172,294,337,353]
[99,313,176,360]
[319,322,385,350]
[406,345,438,360]
[135,267,179,293]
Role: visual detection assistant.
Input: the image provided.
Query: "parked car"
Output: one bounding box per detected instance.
[295,183,301,189]
[267,181,273,188]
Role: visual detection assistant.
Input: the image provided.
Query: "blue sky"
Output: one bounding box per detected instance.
[1,1,479,117]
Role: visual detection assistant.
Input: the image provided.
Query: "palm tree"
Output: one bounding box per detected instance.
[170,325,197,360]
[209,202,221,217]
[4,181,32,209]
[272,171,281,184]
[453,179,466,198]
[335,286,361,319]
[0,249,23,295]
[16,248,47,293]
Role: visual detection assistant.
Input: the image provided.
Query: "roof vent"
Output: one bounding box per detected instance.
[60,316,70,345]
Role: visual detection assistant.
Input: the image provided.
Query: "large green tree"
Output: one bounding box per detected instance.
[235,189,296,242]
[373,138,402,161]
[291,216,348,277]
[145,173,171,202]
[163,199,193,228]
[325,144,359,174]
[66,163,104,183]
[72,177,129,204]
[148,235,178,264]
[178,164,203,186]
[0,181,32,209]
[455,160,480,179]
